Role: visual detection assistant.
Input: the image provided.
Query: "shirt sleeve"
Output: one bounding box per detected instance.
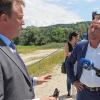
[32,77,38,87]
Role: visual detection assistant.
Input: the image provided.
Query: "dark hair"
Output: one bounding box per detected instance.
[68,32,78,41]
[0,0,24,17]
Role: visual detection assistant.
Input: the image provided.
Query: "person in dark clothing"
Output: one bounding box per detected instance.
[65,19,100,100]
[64,32,79,97]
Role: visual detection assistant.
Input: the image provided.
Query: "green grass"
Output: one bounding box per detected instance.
[16,45,39,54]
[38,42,64,49]
[17,42,64,54]
[28,50,64,76]
[16,43,65,76]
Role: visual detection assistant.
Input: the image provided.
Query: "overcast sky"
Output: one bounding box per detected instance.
[24,0,100,27]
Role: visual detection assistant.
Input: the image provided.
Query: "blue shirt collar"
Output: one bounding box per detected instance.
[0,34,11,46]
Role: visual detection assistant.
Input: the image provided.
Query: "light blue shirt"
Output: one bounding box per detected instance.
[0,34,17,53]
[0,34,11,47]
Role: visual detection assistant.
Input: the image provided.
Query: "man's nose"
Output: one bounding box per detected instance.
[22,19,25,25]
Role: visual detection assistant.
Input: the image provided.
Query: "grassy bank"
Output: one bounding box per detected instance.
[17,42,64,54]
[17,43,65,76]
[28,50,64,76]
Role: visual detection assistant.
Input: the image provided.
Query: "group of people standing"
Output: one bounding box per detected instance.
[0,0,100,100]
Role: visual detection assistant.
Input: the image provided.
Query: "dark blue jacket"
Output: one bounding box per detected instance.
[65,40,89,83]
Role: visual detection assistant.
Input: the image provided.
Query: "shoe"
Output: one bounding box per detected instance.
[67,93,70,96]
[66,94,72,98]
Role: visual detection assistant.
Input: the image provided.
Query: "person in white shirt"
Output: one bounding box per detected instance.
[65,18,100,100]
[0,0,57,100]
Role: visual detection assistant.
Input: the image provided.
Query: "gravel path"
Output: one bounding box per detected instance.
[20,49,62,66]
[34,65,77,100]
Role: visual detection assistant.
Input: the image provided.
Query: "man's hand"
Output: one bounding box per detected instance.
[37,74,52,85]
[40,96,59,100]
[73,81,84,91]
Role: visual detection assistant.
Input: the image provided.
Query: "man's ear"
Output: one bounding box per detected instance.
[0,14,9,24]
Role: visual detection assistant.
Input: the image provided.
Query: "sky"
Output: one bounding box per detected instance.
[24,0,100,27]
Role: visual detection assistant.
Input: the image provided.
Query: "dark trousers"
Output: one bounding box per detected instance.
[67,76,71,94]
[76,88,100,100]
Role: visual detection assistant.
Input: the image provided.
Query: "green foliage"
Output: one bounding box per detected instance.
[50,27,66,42]
[14,21,90,46]
[17,45,39,54]
[34,32,48,45]
[19,26,38,45]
